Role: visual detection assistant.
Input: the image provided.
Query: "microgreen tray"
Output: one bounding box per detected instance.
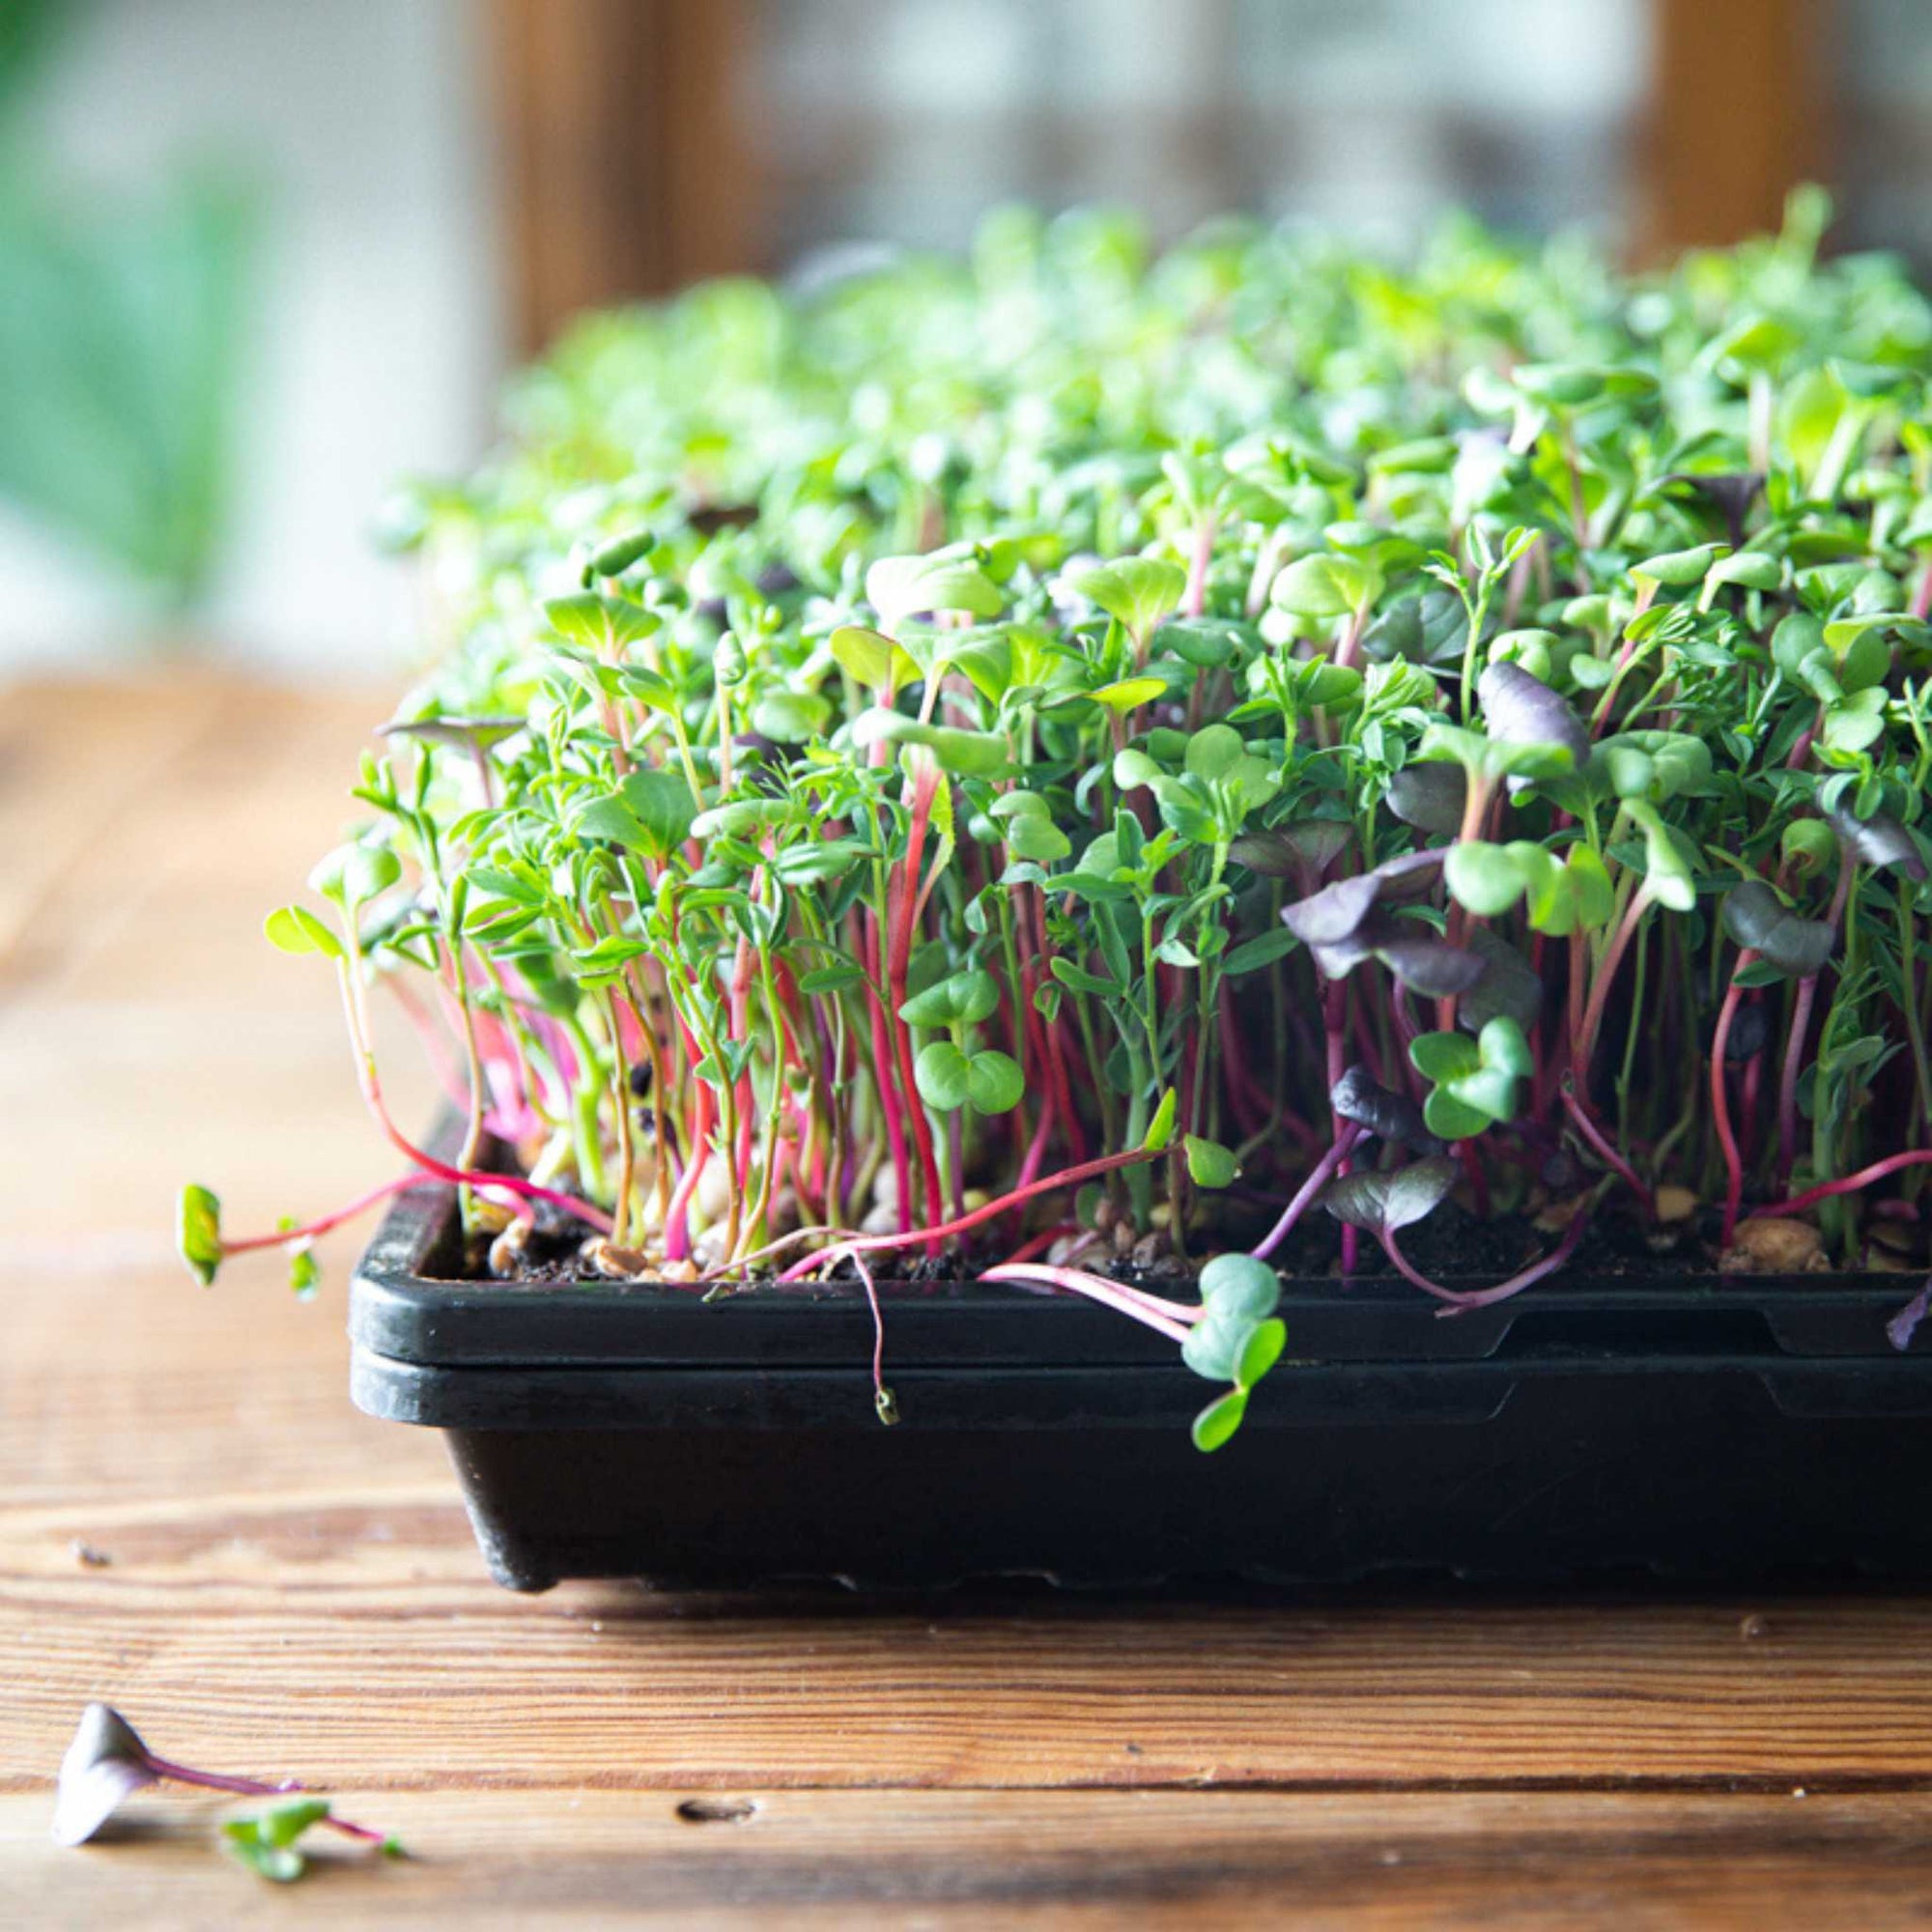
[351,1174,1932,1593]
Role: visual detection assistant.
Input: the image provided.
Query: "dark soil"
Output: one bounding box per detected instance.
[454,1181,1832,1293]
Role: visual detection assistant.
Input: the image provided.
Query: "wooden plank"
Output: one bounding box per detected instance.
[1642,0,1826,255]
[8,676,1932,1925]
[10,1432,1932,1794]
[8,1789,1932,1928]
[0,675,433,1240]
[489,0,761,355]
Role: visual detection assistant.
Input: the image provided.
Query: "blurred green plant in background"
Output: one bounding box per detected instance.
[0,0,254,610]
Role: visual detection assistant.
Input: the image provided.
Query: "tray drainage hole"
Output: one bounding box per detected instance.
[676,1796,758,1826]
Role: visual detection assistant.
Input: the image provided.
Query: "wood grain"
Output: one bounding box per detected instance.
[7,674,1932,1926]
[10,1790,1932,1930]
[489,0,760,355]
[1643,0,1825,256]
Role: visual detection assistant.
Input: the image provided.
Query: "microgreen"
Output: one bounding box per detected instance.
[185,189,1932,1444]
[52,1704,402,1878]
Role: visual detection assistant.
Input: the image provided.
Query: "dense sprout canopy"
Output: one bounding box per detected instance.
[232,192,1932,1390]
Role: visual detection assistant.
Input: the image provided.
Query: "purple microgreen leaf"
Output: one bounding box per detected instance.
[1322,1156,1459,1235]
[1888,1279,1932,1352]
[1282,847,1447,952]
[1371,926,1487,998]
[1281,870,1381,946]
[1721,880,1836,978]
[1227,829,1303,877]
[1830,808,1929,881]
[1329,1065,1443,1152]
[1476,661,1589,771]
[1385,761,1466,834]
[52,1705,158,1847]
[1457,927,1543,1033]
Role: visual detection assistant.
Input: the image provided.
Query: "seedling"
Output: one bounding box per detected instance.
[52,1704,402,1880]
[180,189,1932,1443]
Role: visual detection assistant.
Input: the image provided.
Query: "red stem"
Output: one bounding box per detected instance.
[1753,1149,1932,1220]
[1776,974,1819,1196]
[141,1755,390,1846]
[1713,952,1757,1249]
[887,781,947,1250]
[663,1081,714,1261]
[1381,1209,1588,1315]
[1776,860,1853,1193]
[776,1142,1164,1280]
[1559,1083,1654,1218]
[861,911,913,1235]
[218,1174,419,1258]
[1573,884,1653,1075]
[980,1261,1197,1344]
[1251,1123,1362,1262]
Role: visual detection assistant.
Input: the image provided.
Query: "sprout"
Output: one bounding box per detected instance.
[179,195,1932,1435]
[51,1704,401,1871]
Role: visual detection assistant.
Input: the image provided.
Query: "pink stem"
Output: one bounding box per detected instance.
[1323,981,1359,1274]
[1776,974,1820,1196]
[663,1081,714,1262]
[850,1248,888,1412]
[980,1262,1196,1344]
[887,782,947,1248]
[1559,1084,1654,1218]
[1776,860,1851,1193]
[341,969,611,1232]
[1015,1085,1056,1192]
[1574,885,1653,1074]
[141,1756,390,1846]
[1713,953,1756,1249]
[1754,1149,1932,1219]
[1251,1123,1362,1262]
[1002,1221,1079,1266]
[1381,1209,1587,1315]
[777,1142,1163,1281]
[862,915,914,1235]
[218,1175,420,1258]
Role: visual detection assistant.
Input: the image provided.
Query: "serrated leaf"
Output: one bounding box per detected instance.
[1074,556,1187,639]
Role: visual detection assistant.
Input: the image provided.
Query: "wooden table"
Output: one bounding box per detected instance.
[6,672,1932,1927]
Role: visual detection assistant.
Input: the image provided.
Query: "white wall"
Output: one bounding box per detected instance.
[1,0,509,677]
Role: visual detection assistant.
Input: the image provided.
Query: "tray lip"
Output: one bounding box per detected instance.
[348,1160,1932,1374]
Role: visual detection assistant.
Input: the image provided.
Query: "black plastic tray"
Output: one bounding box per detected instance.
[349,1171,1932,1592]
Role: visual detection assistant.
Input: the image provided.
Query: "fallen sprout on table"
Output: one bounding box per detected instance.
[53,1703,404,1882]
[179,187,1932,1449]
